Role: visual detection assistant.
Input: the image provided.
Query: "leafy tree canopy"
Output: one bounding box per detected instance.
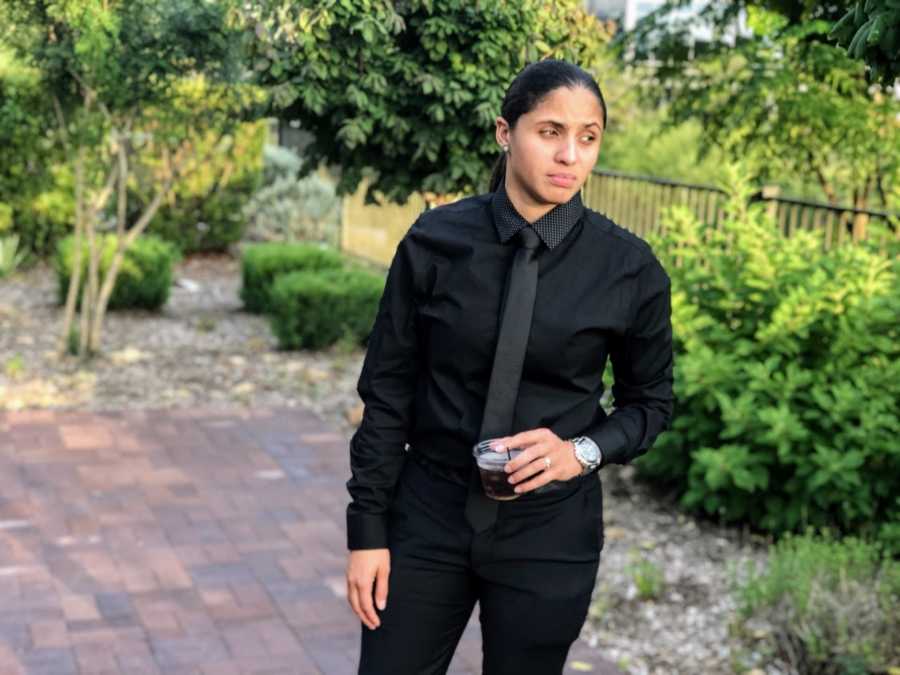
[619,0,898,86]
[614,1,899,210]
[240,0,612,204]
[1,0,245,114]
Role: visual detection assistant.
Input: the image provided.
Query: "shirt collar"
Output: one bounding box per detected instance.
[490,180,585,249]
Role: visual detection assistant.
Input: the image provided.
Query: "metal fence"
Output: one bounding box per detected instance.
[583,169,898,249]
[582,169,728,239]
[752,186,898,249]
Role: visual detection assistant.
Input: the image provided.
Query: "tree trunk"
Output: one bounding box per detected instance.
[58,147,86,358]
[58,161,118,358]
[76,133,215,356]
[875,171,888,209]
[813,166,838,206]
[88,130,129,353]
[79,183,102,356]
[89,168,176,354]
[851,175,873,241]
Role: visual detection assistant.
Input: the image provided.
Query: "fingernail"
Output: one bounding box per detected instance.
[514,486,522,493]
[377,600,386,610]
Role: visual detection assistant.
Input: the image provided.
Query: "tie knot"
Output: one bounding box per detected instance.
[517,226,541,250]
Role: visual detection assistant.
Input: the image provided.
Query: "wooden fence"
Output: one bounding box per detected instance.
[339,180,434,267]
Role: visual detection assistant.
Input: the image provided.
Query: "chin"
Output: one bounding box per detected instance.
[544,184,577,203]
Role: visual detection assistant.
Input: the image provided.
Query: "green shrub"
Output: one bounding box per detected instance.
[243,170,340,247]
[630,555,665,601]
[0,234,26,278]
[54,233,181,311]
[0,202,11,232]
[730,529,900,673]
[640,167,900,552]
[267,267,384,350]
[1,51,69,263]
[260,143,302,187]
[131,120,267,254]
[9,164,76,262]
[239,242,344,314]
[140,173,257,254]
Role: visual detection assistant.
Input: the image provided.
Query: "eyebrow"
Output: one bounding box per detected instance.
[537,119,602,131]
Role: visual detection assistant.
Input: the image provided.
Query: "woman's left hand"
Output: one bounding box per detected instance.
[493,428,583,494]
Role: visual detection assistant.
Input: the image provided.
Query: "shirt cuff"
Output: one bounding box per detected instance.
[346,511,389,550]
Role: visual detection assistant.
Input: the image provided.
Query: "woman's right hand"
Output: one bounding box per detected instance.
[346,548,391,630]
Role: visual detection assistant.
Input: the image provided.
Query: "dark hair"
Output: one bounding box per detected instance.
[488,59,607,193]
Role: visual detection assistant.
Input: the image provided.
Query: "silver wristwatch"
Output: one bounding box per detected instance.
[570,436,602,476]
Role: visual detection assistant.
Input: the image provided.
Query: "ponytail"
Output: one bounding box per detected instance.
[488,152,507,193]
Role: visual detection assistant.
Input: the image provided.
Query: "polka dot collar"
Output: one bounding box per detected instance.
[490,180,585,249]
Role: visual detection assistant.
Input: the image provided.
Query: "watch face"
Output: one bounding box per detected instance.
[577,440,599,465]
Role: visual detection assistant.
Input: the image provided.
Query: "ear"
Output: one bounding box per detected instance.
[495,116,511,150]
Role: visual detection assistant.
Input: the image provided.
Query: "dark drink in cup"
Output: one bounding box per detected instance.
[472,440,522,501]
[478,464,518,500]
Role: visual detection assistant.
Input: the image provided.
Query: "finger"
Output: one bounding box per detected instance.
[357,576,381,629]
[348,580,373,630]
[374,564,390,612]
[508,445,554,484]
[349,571,378,630]
[514,465,557,494]
[505,441,552,474]
[515,458,561,494]
[501,427,551,452]
[503,443,538,472]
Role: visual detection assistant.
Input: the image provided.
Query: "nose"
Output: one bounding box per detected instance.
[557,136,577,164]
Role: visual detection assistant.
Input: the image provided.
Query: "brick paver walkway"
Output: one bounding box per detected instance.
[0,406,622,675]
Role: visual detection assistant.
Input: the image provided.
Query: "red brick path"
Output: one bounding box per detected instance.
[0,406,623,675]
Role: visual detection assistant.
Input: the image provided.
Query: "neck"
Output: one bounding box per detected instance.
[503,176,557,223]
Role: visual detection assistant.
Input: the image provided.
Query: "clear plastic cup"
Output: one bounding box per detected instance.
[472,439,523,501]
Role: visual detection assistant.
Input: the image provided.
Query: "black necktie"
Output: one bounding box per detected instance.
[464,225,542,532]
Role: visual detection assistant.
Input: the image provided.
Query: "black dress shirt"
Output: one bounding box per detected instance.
[346,181,675,550]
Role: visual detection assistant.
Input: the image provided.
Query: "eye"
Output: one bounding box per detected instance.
[581,135,596,143]
[540,128,558,136]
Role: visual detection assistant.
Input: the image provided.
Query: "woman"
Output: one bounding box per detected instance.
[345,58,675,675]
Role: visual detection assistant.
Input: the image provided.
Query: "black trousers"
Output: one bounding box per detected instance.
[359,454,605,675]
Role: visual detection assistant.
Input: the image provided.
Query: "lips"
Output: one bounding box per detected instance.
[548,174,577,187]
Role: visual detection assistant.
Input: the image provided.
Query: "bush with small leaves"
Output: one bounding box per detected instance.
[267,267,384,350]
[641,165,900,552]
[730,529,899,673]
[239,242,344,314]
[54,233,180,311]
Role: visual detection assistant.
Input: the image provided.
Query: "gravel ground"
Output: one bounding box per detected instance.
[0,253,784,675]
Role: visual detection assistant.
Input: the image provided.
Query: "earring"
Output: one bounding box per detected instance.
[502,145,509,153]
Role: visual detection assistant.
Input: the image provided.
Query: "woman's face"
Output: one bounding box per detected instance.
[496,85,604,210]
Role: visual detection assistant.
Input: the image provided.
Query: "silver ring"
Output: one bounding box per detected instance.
[544,456,551,469]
